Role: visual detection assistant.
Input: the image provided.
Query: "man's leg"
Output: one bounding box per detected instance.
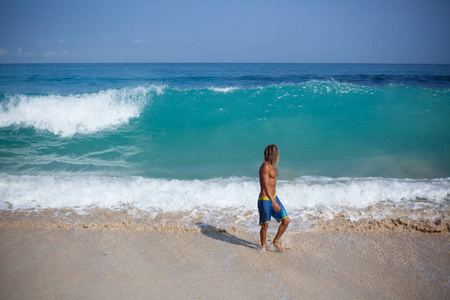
[260,222,269,247]
[272,217,290,251]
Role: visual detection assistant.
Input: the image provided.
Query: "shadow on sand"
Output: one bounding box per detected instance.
[195,223,259,250]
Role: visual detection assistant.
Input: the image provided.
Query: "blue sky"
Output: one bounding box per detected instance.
[0,0,449,63]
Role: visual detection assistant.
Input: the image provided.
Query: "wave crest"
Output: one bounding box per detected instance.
[0,86,161,137]
[208,87,238,93]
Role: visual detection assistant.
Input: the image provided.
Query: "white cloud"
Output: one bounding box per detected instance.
[0,48,7,56]
[15,48,33,56]
[57,39,65,44]
[44,51,57,57]
[133,39,148,44]
[44,50,71,57]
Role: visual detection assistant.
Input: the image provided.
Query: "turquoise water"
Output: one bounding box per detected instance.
[1,70,449,179]
[0,63,449,229]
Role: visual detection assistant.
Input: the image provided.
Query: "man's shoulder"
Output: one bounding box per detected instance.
[260,161,270,168]
[259,161,272,173]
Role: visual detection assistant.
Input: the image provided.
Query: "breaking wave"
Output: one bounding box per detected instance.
[0,86,164,137]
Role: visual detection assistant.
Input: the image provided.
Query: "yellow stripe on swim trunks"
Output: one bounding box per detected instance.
[258,194,277,201]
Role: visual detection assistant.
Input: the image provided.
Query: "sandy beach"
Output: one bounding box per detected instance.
[2,1,450,299]
[0,219,448,300]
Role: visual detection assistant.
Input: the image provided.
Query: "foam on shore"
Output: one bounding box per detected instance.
[1,174,448,232]
[1,206,448,234]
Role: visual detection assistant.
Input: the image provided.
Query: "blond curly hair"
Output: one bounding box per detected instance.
[264,144,279,166]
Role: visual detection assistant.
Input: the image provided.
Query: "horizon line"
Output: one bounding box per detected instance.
[1,62,449,66]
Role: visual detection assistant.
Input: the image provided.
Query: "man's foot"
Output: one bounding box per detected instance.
[260,245,267,251]
[271,240,286,251]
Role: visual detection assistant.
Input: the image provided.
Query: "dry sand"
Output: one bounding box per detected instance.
[0,222,449,300]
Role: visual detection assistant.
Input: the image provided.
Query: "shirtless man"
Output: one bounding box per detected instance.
[258,144,290,251]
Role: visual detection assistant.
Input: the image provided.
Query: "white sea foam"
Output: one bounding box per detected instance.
[208,87,238,93]
[280,176,449,208]
[0,86,162,137]
[1,175,448,230]
[302,80,374,94]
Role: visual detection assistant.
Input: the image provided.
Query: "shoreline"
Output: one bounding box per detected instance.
[1,208,448,234]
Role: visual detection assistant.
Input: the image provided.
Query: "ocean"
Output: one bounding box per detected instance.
[1,63,449,231]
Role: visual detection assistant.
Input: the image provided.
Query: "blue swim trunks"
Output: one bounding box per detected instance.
[258,194,288,225]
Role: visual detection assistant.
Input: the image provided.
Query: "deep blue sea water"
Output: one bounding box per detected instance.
[1,63,449,230]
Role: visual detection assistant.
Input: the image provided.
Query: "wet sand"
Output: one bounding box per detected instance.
[0,223,448,299]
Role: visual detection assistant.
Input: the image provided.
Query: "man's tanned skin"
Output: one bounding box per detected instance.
[259,147,290,251]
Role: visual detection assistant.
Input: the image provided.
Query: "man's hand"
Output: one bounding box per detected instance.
[272,201,281,212]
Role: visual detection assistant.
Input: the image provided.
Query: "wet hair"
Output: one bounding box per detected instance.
[264,144,279,166]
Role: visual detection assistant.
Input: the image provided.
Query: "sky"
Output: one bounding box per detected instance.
[0,0,449,64]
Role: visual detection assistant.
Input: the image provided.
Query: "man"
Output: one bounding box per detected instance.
[258,144,290,251]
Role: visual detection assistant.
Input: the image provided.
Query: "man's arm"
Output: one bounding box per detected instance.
[260,164,281,212]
